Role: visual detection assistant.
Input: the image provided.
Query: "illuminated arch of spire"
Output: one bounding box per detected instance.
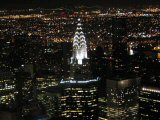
[71,18,88,65]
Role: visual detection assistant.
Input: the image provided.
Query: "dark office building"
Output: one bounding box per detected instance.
[106,78,139,120]
[101,17,139,120]
[139,58,160,119]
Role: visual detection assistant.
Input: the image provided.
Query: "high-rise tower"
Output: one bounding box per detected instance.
[139,58,160,119]
[101,17,139,120]
[60,19,98,119]
[106,78,139,120]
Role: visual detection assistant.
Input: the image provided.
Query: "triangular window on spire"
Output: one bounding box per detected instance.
[72,18,88,65]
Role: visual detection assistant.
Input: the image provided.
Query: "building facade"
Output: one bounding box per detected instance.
[106,78,139,120]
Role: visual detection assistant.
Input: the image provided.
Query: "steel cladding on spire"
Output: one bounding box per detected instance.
[72,18,87,64]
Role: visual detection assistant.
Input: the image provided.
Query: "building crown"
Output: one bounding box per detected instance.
[71,18,87,65]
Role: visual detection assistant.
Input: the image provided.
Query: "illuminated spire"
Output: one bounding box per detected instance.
[71,18,87,64]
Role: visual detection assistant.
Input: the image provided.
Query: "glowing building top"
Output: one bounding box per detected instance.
[71,18,87,65]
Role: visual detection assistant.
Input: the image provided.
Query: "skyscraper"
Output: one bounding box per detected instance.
[106,78,139,120]
[103,17,139,120]
[139,58,160,119]
[60,18,98,119]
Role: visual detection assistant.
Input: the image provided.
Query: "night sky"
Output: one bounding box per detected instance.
[0,0,159,9]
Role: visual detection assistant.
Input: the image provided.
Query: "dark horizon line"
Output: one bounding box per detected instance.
[0,0,159,9]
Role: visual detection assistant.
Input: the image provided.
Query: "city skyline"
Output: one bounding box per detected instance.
[0,2,159,120]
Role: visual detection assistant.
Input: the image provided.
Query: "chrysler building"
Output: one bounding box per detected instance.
[60,18,98,119]
[71,18,88,65]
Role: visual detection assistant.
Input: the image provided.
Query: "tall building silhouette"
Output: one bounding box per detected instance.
[104,17,139,120]
[139,58,160,119]
[60,19,98,119]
